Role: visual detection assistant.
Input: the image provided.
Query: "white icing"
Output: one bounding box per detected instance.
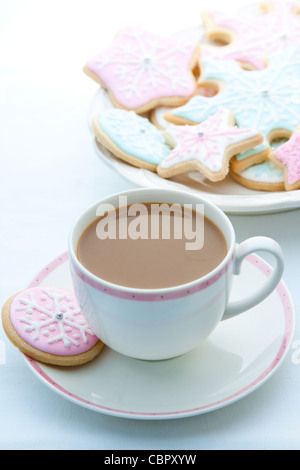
[238,161,284,183]
[15,288,95,348]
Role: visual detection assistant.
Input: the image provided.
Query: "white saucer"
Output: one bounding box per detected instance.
[23,252,295,420]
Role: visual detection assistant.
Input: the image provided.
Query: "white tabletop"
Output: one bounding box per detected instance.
[1,0,299,450]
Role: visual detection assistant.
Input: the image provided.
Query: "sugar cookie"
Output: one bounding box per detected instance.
[150,106,173,130]
[92,108,171,171]
[201,1,300,70]
[2,287,104,366]
[164,46,300,171]
[230,160,285,191]
[84,26,200,114]
[150,85,217,130]
[270,127,300,191]
[157,108,263,182]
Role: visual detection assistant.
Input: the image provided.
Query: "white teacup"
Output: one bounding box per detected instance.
[68,188,284,360]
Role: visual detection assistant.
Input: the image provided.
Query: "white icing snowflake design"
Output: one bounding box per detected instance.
[86,27,198,110]
[238,160,284,183]
[13,287,96,352]
[159,108,260,179]
[98,109,171,165]
[203,0,300,70]
[170,46,300,165]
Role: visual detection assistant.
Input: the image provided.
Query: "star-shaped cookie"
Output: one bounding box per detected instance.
[270,127,300,190]
[157,108,263,181]
[164,46,300,171]
[84,26,200,114]
[201,0,300,70]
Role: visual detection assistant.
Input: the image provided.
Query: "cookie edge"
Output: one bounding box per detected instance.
[1,293,104,367]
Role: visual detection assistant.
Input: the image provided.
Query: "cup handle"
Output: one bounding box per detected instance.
[222,236,284,321]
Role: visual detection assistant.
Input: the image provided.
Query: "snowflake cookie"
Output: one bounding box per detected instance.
[92,108,172,171]
[164,46,300,172]
[83,26,200,114]
[230,160,285,192]
[1,287,104,366]
[157,108,263,182]
[201,0,300,70]
[150,85,217,130]
[270,127,300,190]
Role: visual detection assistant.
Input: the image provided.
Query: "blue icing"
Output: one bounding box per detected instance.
[98,108,171,165]
[241,160,284,183]
[172,46,300,160]
[250,161,283,178]
[235,142,269,161]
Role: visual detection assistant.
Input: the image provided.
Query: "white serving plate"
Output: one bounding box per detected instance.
[86,18,300,215]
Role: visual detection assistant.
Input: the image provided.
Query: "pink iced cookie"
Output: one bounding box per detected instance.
[201,1,300,70]
[270,128,300,190]
[157,108,263,182]
[2,287,104,366]
[83,26,200,114]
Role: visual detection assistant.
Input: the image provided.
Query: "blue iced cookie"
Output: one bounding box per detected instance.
[230,160,285,191]
[164,46,300,171]
[92,108,171,171]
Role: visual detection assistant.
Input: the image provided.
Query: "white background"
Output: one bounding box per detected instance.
[0,0,300,450]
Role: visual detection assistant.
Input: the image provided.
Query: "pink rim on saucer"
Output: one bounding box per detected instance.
[23,252,294,419]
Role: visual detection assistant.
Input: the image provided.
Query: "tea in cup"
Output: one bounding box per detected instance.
[68,188,284,360]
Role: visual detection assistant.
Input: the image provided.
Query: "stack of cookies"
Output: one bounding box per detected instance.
[84,1,300,192]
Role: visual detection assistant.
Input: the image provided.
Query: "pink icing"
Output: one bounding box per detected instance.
[274,130,300,185]
[203,1,300,69]
[10,287,99,356]
[86,26,198,109]
[161,108,258,172]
